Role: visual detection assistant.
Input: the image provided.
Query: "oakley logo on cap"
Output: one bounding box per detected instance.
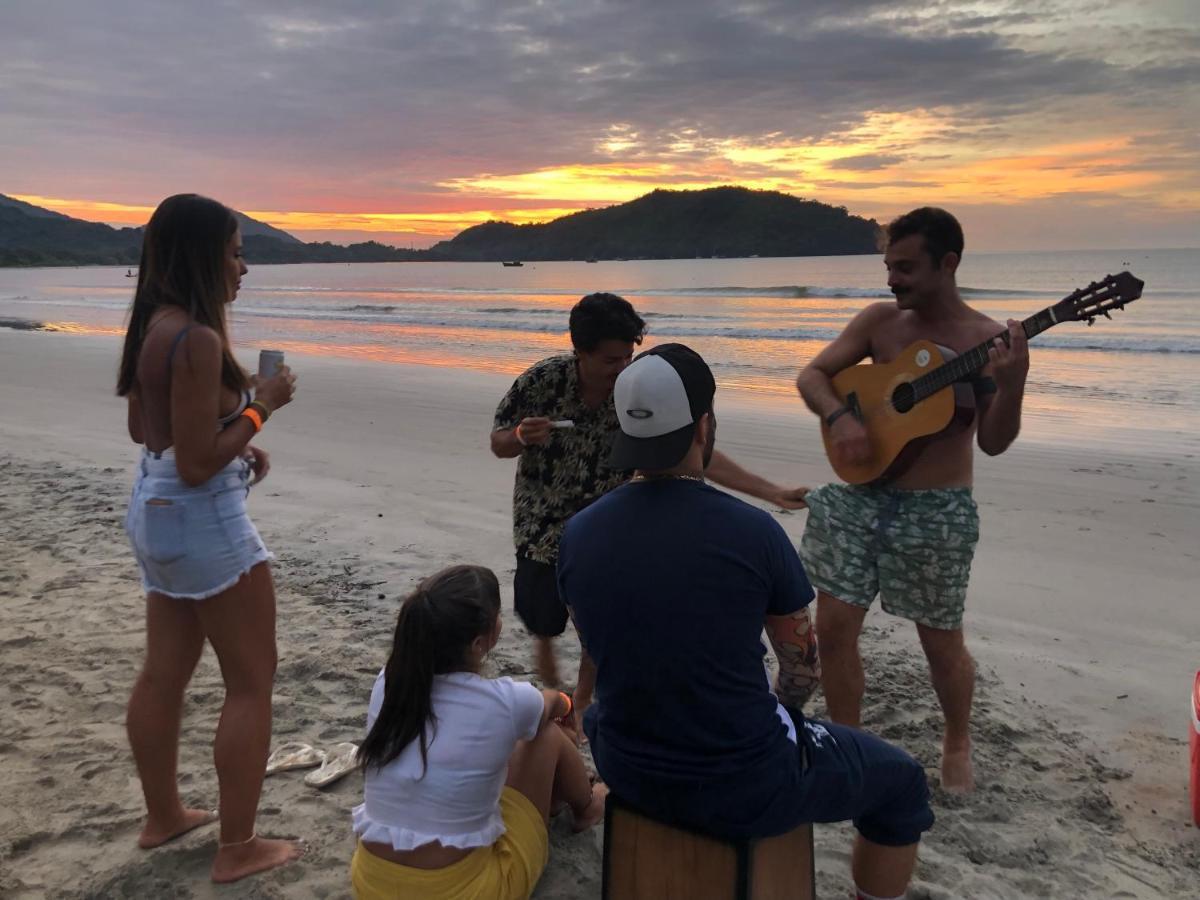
[626,409,653,419]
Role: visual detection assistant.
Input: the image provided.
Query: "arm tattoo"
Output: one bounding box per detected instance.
[767,608,821,709]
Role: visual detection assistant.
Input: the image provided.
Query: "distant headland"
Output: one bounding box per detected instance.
[0,187,881,267]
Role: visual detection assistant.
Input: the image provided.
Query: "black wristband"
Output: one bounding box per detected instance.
[825,405,852,428]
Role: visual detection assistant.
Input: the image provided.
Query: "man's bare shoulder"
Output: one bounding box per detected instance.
[856,301,903,331]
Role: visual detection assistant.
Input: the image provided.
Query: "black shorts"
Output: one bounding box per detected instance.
[514,554,569,637]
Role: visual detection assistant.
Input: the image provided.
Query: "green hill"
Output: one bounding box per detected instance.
[0,194,424,267]
[427,187,881,260]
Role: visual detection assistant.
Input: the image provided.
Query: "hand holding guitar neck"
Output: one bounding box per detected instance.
[987,319,1030,392]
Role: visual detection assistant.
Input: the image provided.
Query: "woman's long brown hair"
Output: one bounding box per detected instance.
[116,193,249,396]
[357,565,502,775]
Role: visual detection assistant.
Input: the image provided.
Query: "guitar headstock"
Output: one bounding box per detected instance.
[1053,271,1144,326]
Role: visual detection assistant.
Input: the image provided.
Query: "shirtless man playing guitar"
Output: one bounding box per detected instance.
[795,207,1030,792]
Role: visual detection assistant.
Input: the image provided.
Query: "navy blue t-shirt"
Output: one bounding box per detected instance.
[558,478,814,837]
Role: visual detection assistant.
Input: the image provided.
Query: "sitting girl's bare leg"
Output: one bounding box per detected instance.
[506,724,605,829]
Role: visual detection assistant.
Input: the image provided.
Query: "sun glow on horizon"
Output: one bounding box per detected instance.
[9,107,1185,248]
[8,194,585,240]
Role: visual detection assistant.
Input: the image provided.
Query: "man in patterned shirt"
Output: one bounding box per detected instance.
[492,292,809,689]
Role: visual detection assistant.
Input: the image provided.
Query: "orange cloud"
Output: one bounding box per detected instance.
[10,195,156,225]
[8,194,581,239]
[256,207,582,237]
[11,107,1190,250]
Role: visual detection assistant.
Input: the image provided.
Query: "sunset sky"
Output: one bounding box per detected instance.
[3,0,1197,250]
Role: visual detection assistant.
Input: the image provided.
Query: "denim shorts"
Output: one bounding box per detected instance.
[125,448,272,600]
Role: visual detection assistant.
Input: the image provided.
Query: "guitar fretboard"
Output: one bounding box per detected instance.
[910,308,1058,401]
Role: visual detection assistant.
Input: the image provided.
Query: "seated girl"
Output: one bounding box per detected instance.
[351,564,606,900]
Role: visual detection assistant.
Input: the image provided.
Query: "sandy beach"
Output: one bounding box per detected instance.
[1,328,1197,899]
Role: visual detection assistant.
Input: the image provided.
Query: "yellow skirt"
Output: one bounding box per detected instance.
[350,787,550,900]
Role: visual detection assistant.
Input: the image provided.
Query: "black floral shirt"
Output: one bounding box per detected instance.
[493,354,631,565]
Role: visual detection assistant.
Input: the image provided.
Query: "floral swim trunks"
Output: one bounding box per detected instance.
[798,484,979,631]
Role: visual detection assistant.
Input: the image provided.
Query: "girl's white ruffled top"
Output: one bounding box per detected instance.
[353,670,544,850]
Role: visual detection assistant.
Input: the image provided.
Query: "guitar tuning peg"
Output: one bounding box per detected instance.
[1086,316,1096,326]
[1103,310,1112,319]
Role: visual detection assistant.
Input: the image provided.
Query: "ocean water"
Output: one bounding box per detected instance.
[2,248,1197,447]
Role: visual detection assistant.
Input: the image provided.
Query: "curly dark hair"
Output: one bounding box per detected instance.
[885,207,964,267]
[568,293,646,351]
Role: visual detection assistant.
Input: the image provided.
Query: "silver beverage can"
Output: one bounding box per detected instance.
[257,349,285,380]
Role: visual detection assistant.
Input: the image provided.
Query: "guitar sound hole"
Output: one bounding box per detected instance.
[892,382,916,413]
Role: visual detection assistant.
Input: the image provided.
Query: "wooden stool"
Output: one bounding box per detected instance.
[601,795,815,900]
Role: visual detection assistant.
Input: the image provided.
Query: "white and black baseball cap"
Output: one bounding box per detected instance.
[609,343,716,470]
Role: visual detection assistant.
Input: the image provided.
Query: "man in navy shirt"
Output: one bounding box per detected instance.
[558,344,933,900]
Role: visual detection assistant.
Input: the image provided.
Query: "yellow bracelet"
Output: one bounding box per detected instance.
[557,691,573,718]
[240,406,264,432]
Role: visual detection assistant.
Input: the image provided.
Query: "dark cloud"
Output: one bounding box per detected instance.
[828,154,905,170]
[0,0,1196,209]
[815,180,933,191]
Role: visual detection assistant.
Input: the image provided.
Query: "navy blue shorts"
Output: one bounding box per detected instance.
[586,706,933,846]
[514,554,569,637]
[790,715,933,847]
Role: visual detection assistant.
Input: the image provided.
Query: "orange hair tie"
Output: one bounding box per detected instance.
[557,691,573,719]
[240,406,264,433]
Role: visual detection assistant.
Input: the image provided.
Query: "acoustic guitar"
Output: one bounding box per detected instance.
[821,271,1145,484]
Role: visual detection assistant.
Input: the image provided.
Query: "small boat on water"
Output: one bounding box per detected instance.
[501,260,524,267]
[585,258,598,263]
[125,268,136,278]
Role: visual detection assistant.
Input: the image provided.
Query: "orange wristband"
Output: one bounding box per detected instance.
[557,691,573,718]
[240,406,264,432]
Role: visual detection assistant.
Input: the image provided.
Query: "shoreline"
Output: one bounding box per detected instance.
[3,246,1198,271]
[2,322,1193,454]
[1,328,1197,897]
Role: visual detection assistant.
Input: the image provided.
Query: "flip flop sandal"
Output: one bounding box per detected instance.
[304,742,359,789]
[266,742,326,776]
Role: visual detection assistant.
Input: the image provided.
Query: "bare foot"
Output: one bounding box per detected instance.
[138,807,217,849]
[942,744,975,793]
[211,836,305,883]
[572,782,609,832]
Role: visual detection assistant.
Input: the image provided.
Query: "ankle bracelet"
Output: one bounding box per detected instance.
[219,832,257,848]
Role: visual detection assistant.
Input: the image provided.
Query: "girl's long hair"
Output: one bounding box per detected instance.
[357,565,501,774]
[116,193,249,396]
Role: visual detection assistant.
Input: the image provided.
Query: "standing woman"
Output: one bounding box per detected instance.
[117,194,301,883]
[351,565,606,900]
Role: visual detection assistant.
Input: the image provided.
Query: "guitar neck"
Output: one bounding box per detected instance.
[911,306,1059,401]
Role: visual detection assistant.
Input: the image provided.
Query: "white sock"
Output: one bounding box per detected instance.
[855,889,905,900]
